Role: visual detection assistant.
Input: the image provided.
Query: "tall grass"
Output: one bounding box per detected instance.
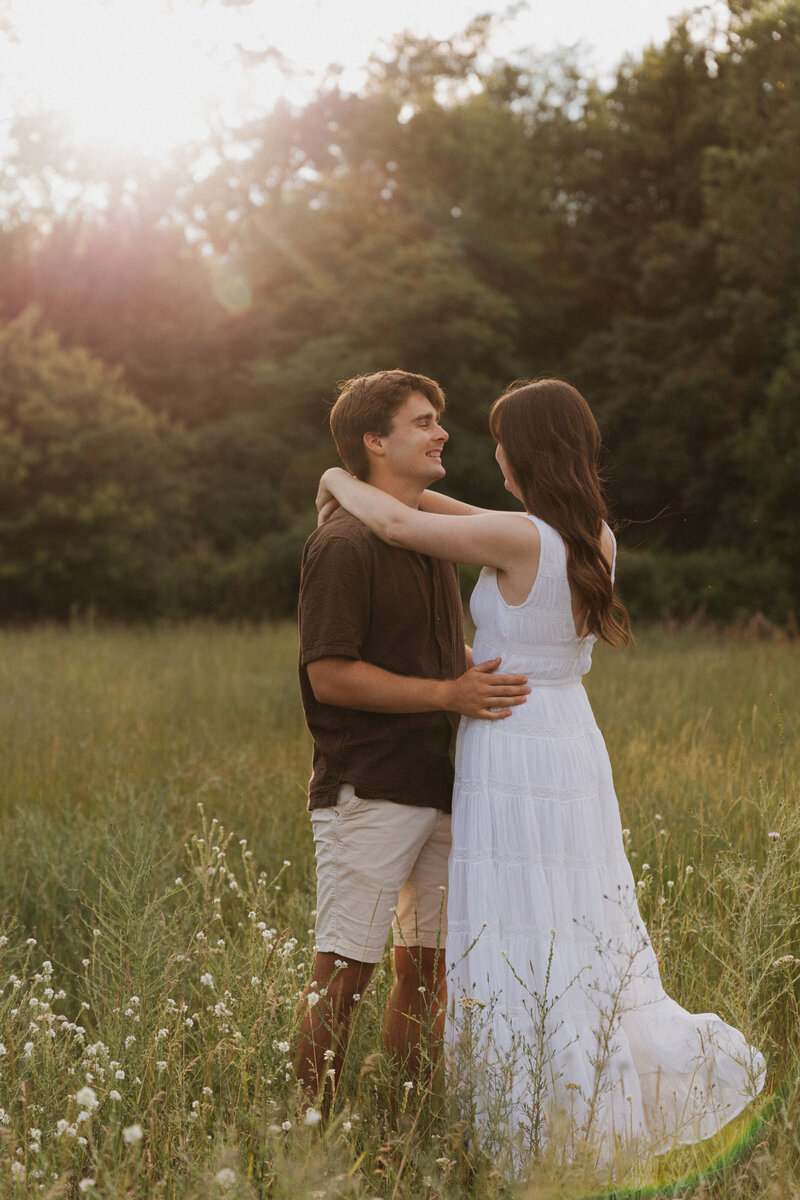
[0,623,797,1197]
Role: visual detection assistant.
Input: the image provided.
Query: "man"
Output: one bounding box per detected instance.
[295,369,529,1095]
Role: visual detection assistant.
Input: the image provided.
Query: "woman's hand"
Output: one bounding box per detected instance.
[315,468,348,526]
[317,498,339,527]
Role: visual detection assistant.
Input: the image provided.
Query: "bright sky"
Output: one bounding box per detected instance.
[0,0,728,159]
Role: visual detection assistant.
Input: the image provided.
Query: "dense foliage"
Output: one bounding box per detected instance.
[1,0,798,622]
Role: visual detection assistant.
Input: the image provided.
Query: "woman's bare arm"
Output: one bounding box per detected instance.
[315,468,537,571]
[419,490,491,517]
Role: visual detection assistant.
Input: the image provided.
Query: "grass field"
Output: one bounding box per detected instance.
[0,623,798,1198]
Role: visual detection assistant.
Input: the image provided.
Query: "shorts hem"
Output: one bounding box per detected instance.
[314,937,387,965]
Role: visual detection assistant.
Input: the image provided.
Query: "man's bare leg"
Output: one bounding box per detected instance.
[383,945,447,1078]
[294,951,375,1097]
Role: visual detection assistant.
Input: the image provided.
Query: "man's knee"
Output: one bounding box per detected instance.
[394,945,445,991]
[309,951,374,1009]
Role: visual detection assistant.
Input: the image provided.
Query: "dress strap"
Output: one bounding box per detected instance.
[524,513,563,574]
[604,522,617,584]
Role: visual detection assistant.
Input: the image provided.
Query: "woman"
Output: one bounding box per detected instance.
[315,378,765,1172]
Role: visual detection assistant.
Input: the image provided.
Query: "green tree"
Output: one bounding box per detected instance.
[0,309,188,618]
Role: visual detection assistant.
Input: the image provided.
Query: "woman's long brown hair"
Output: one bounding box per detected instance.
[489,378,630,647]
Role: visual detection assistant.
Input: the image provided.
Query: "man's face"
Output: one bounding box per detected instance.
[372,391,448,485]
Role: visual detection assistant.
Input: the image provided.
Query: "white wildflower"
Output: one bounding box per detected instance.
[215,1167,236,1189]
[200,973,215,989]
[78,1180,95,1194]
[76,1086,99,1110]
[304,1108,322,1126]
[306,991,320,1008]
[123,1123,143,1144]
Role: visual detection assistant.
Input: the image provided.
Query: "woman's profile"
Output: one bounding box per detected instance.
[316,377,765,1172]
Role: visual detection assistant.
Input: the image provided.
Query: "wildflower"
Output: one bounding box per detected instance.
[283,860,291,867]
[215,1167,236,1189]
[108,1091,122,1102]
[342,1119,352,1132]
[772,954,800,967]
[457,996,487,1011]
[125,1035,136,1048]
[23,1042,34,1057]
[304,1108,322,1126]
[403,1081,414,1090]
[352,993,360,1002]
[76,1086,98,1110]
[157,1061,167,1071]
[203,1087,213,1098]
[200,973,215,989]
[78,1181,95,1194]
[276,1041,291,1054]
[0,1044,6,1056]
[123,1123,143,1144]
[281,1120,291,1132]
[115,1069,125,1080]
[307,991,320,1008]
[685,865,694,875]
[768,831,781,842]
[10,1162,25,1182]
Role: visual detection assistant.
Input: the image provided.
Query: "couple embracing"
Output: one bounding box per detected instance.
[295,369,764,1170]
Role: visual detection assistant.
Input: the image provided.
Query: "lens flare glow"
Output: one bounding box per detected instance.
[8,0,285,158]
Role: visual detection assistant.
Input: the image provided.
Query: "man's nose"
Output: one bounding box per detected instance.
[437,424,449,442]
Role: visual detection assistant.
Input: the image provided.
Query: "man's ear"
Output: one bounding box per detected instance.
[363,431,385,457]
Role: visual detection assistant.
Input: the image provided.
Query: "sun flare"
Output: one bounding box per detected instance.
[9,0,290,159]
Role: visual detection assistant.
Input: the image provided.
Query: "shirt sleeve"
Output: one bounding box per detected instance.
[298,533,373,666]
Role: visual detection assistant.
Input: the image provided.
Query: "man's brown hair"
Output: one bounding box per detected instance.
[330,370,445,479]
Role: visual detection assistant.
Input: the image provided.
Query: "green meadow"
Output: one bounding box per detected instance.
[0,623,798,1198]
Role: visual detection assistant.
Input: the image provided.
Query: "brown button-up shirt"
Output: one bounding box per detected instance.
[298,509,467,811]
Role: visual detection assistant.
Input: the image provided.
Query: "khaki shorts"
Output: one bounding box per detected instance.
[311,784,451,964]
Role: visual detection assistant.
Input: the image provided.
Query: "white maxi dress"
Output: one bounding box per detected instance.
[445,515,765,1169]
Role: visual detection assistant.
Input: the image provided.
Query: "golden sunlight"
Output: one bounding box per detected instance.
[10,0,289,158]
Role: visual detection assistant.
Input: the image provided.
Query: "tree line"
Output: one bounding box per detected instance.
[1,0,798,625]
